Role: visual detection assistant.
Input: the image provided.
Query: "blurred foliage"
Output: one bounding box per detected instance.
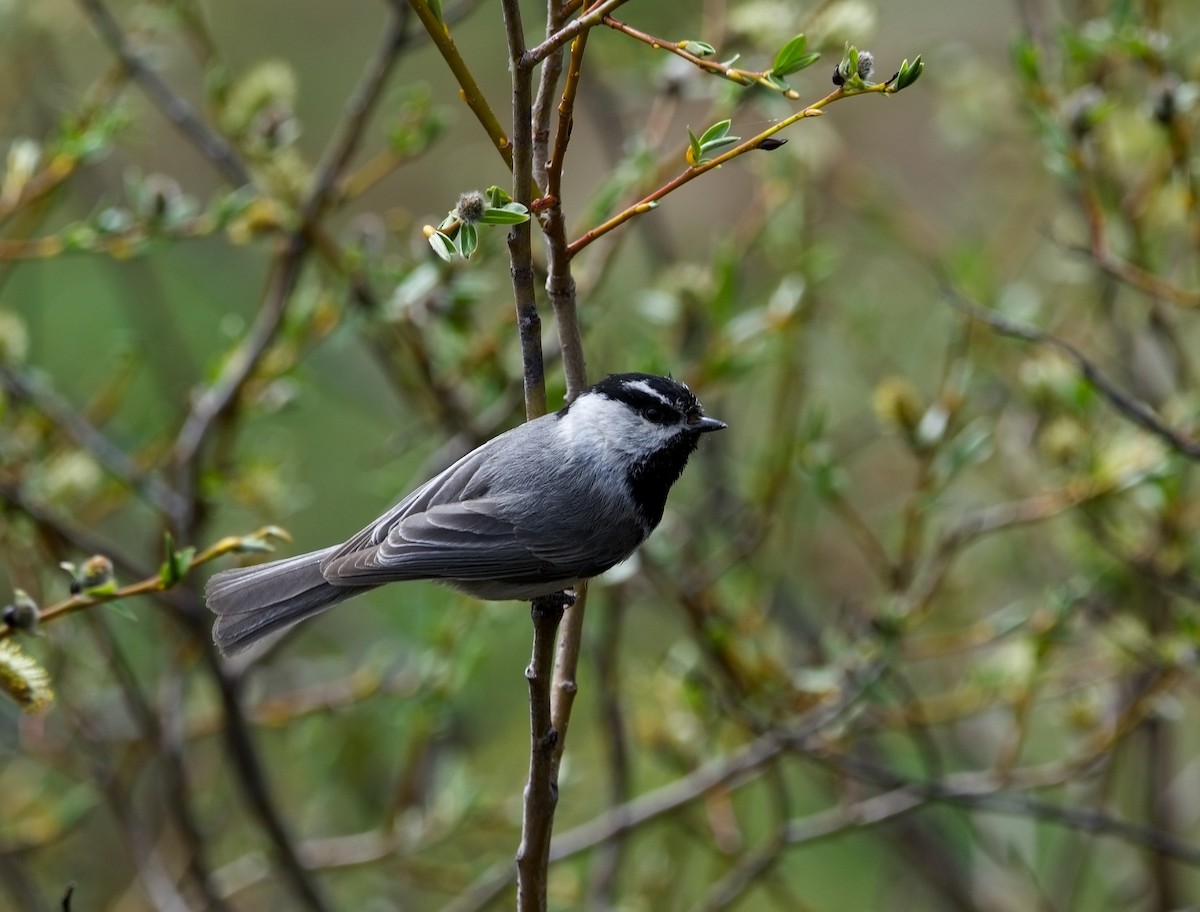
[0,0,1199,911]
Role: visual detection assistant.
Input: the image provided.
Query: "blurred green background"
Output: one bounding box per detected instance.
[2,0,1200,910]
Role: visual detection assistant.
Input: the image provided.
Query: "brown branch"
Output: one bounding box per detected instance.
[442,664,884,912]
[601,15,802,98]
[540,29,589,400]
[501,0,547,419]
[566,91,839,257]
[548,582,586,783]
[530,0,566,194]
[516,594,568,912]
[1073,242,1200,308]
[520,0,629,68]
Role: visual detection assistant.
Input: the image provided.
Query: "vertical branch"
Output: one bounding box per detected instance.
[531,0,566,193]
[502,0,547,418]
[501,4,558,911]
[516,594,568,912]
[542,29,590,400]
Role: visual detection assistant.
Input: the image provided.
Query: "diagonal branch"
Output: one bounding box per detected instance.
[407,0,514,170]
[171,4,414,530]
[943,287,1200,459]
[0,364,188,524]
[74,0,252,187]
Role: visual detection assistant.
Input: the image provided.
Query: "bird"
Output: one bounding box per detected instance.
[207,373,725,655]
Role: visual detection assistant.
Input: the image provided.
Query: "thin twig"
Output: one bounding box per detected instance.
[602,15,804,98]
[567,89,842,256]
[0,365,187,524]
[170,239,308,529]
[0,481,329,911]
[530,0,566,194]
[520,0,629,68]
[307,4,412,218]
[83,614,236,912]
[74,0,252,187]
[540,30,590,400]
[943,288,1200,459]
[171,6,411,531]
[407,0,514,170]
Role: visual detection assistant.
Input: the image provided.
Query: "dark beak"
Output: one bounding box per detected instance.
[692,416,727,433]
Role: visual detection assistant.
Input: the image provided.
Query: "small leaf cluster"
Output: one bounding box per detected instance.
[686,120,741,166]
[832,45,874,89]
[59,555,116,597]
[426,186,530,261]
[765,34,821,92]
[386,85,449,159]
[158,533,196,587]
[890,55,925,92]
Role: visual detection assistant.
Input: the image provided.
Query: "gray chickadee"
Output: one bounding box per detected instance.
[207,373,725,655]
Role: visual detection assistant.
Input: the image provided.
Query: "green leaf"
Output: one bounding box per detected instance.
[477,205,531,225]
[893,54,925,91]
[763,72,791,93]
[236,526,292,553]
[158,532,195,586]
[426,0,443,24]
[697,119,732,146]
[1012,39,1039,84]
[789,52,821,74]
[771,34,816,78]
[681,40,716,58]
[456,222,478,258]
[701,135,741,156]
[484,185,514,207]
[686,119,741,163]
[686,126,703,166]
[428,230,456,261]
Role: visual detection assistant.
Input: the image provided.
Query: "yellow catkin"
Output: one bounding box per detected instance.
[0,641,54,713]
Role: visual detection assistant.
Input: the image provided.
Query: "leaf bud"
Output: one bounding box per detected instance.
[2,590,39,634]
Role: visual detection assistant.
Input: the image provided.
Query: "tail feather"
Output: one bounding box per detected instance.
[206,547,370,656]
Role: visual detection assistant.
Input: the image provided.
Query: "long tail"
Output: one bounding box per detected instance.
[206,547,367,656]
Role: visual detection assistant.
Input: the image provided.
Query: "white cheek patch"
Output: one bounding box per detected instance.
[557,395,622,450]
[557,394,680,459]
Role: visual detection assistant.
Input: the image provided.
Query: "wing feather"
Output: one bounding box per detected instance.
[319,423,650,589]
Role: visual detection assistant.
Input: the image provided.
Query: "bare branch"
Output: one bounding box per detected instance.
[0,365,187,524]
[943,287,1200,459]
[516,594,568,912]
[73,0,252,187]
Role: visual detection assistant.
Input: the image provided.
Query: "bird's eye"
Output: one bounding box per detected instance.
[643,406,665,422]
